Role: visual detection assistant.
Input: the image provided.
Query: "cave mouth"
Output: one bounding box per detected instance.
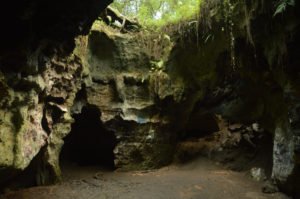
[60,106,117,170]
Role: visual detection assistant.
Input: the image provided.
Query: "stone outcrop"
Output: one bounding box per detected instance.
[0,40,86,185]
[166,0,300,197]
[0,0,112,187]
[75,22,185,170]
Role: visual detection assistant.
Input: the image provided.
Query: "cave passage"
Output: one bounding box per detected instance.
[60,106,117,170]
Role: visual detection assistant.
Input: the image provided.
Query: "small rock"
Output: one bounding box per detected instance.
[262,181,279,194]
[228,123,243,132]
[252,123,264,133]
[250,167,267,181]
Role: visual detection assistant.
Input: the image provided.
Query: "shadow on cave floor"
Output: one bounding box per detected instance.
[1,117,289,199]
[60,106,117,179]
[175,113,274,178]
[1,157,289,199]
[0,111,289,199]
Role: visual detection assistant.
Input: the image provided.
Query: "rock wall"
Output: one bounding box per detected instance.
[76,22,185,170]
[0,0,112,187]
[166,0,300,197]
[0,40,88,185]
[0,16,186,187]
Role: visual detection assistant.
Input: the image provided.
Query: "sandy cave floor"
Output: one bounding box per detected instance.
[0,158,290,199]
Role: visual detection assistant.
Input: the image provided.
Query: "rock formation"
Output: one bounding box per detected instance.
[0,0,299,198]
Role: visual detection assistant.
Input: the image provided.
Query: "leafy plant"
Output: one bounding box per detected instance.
[273,0,295,17]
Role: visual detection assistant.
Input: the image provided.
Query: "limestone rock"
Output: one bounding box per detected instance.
[250,167,267,181]
[81,22,182,170]
[262,181,279,194]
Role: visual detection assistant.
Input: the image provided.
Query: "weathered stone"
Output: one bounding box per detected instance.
[228,123,243,132]
[80,22,183,170]
[0,111,15,168]
[250,167,267,181]
[272,125,295,184]
[262,181,279,194]
[14,105,48,170]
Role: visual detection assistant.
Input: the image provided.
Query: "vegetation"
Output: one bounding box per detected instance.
[273,0,295,16]
[111,0,202,28]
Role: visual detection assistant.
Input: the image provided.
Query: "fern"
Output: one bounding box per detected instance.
[273,0,295,17]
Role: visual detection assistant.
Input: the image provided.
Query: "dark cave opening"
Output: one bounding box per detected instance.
[184,113,220,139]
[177,111,274,176]
[60,106,117,170]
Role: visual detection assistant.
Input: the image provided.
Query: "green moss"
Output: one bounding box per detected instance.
[168,29,228,90]
[0,111,15,168]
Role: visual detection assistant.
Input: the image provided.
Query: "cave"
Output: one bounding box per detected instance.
[184,113,220,139]
[60,106,117,170]
[0,0,300,198]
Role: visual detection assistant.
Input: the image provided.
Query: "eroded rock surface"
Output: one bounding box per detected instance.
[0,0,112,187]
[0,0,299,198]
[76,22,184,170]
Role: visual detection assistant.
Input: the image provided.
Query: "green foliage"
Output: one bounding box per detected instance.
[111,0,202,28]
[273,0,295,16]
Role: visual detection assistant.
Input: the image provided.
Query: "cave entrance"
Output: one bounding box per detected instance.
[184,113,220,139]
[60,106,117,170]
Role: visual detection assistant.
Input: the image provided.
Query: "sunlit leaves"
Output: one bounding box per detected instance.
[111,0,202,28]
[273,0,295,17]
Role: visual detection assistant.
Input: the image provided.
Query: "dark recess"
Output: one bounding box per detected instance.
[60,106,117,169]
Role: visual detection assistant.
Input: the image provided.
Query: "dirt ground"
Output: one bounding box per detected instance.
[0,158,290,199]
